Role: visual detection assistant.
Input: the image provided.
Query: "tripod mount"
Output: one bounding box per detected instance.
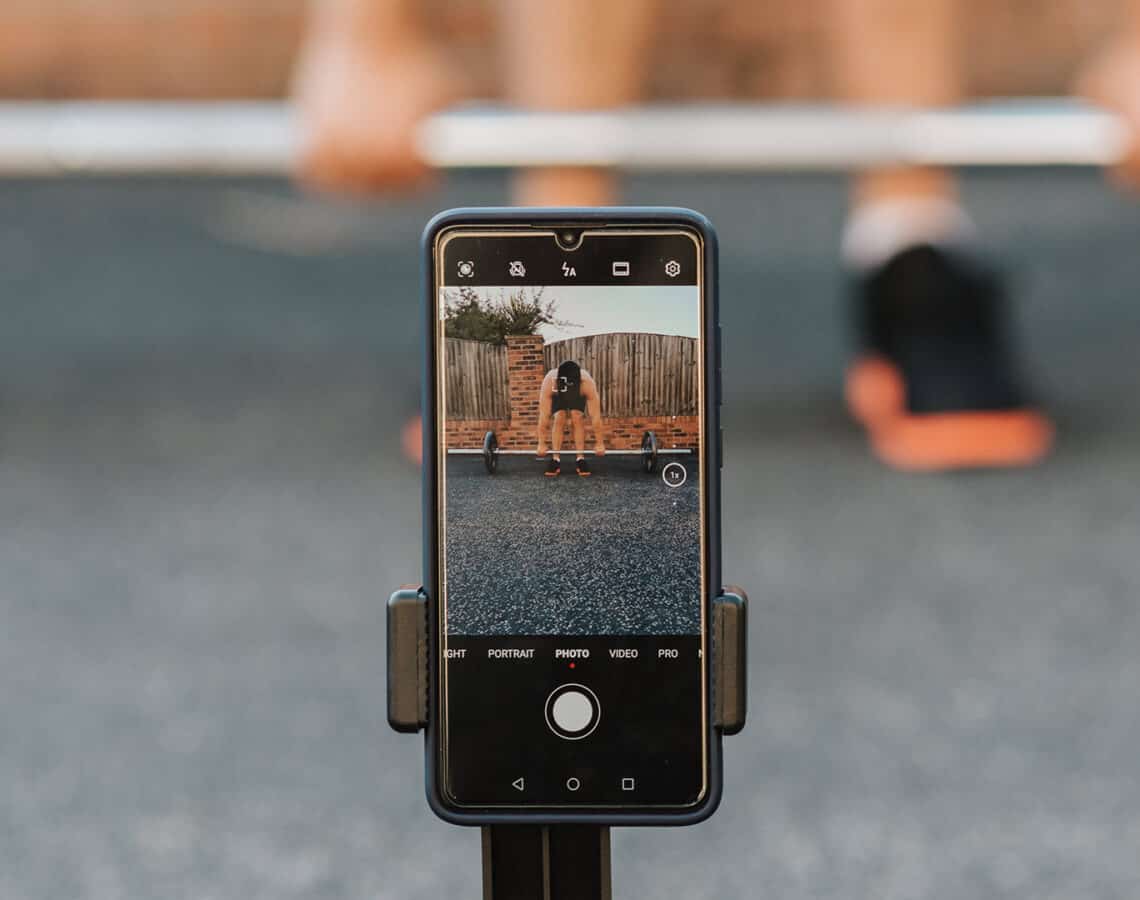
[387,585,747,900]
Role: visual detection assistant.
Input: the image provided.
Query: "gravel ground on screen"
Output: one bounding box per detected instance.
[444,455,701,635]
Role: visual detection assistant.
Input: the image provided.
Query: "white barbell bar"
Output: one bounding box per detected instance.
[0,99,1129,176]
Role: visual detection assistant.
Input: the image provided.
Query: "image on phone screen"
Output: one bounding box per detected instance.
[435,227,708,809]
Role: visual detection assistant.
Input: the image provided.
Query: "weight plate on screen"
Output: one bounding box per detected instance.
[482,430,499,475]
[641,431,659,474]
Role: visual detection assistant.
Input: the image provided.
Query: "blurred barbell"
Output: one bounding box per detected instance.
[0,99,1129,176]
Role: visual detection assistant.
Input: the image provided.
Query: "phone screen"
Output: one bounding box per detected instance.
[434,226,708,809]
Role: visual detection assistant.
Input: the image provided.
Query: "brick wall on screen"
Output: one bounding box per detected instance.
[445,334,701,454]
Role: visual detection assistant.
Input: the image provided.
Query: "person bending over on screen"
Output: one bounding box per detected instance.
[536,361,606,477]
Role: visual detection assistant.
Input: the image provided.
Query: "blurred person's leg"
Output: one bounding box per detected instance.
[499,0,658,206]
[292,0,459,192]
[832,0,960,207]
[293,0,461,466]
[831,0,1053,470]
[1078,0,1140,185]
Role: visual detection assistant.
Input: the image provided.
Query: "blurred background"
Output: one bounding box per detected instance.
[3,2,1140,899]
[0,0,1125,99]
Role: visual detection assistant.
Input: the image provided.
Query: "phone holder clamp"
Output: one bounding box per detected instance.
[386,585,748,899]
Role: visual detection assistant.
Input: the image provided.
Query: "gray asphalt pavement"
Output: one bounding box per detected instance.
[444,454,700,635]
[2,172,1140,899]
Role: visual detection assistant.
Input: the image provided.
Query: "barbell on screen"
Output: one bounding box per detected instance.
[0,99,1130,176]
[447,430,693,475]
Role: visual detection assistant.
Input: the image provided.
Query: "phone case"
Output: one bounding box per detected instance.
[421,207,722,825]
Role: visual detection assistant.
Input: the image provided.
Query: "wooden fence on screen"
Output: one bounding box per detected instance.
[444,338,510,420]
[445,332,700,419]
[544,333,699,418]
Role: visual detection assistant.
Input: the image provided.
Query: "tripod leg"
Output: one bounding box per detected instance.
[548,826,611,900]
[482,825,611,900]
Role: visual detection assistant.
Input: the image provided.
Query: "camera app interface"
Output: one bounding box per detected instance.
[438,229,705,807]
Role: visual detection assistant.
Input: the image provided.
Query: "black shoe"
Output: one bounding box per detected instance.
[575,457,591,476]
[544,457,561,477]
[846,244,1052,470]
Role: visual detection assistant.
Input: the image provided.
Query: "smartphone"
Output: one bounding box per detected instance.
[422,208,721,824]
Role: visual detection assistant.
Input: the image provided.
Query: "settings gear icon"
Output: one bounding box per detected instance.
[664,259,681,278]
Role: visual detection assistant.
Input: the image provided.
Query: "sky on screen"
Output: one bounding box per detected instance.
[455,285,699,341]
